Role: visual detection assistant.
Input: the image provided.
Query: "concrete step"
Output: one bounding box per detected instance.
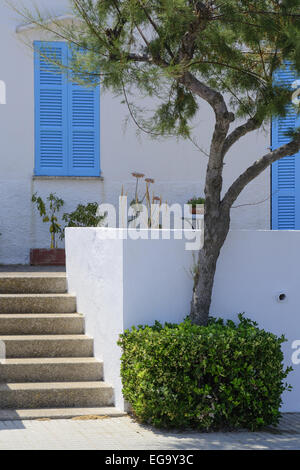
[0,294,76,314]
[0,272,118,416]
[0,314,85,335]
[0,335,93,358]
[0,275,67,294]
[0,407,126,421]
[0,358,103,383]
[0,382,114,409]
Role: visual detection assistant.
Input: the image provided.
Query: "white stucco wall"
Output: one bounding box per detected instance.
[0,0,270,264]
[65,228,195,409]
[66,228,300,412]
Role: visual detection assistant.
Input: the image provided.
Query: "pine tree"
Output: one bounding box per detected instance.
[13,0,300,324]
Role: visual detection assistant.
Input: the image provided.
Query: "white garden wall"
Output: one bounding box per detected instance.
[66,228,300,412]
[65,228,195,409]
[0,0,270,264]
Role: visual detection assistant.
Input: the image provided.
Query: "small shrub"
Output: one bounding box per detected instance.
[61,202,104,238]
[118,315,291,431]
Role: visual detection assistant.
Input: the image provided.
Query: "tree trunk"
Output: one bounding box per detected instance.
[191,209,230,325]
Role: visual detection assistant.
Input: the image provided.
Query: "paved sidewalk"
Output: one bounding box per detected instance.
[0,414,300,450]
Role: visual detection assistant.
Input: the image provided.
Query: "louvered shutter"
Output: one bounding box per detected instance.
[272,64,300,229]
[34,42,69,175]
[68,47,100,176]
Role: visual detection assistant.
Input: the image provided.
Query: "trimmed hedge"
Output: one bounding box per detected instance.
[118,315,292,430]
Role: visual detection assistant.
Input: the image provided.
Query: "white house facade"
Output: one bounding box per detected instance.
[1,0,296,265]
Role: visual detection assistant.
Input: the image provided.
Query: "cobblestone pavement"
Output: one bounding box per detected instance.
[0,414,300,450]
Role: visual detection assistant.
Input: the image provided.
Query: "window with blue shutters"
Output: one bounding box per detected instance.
[272,64,300,229]
[34,41,100,177]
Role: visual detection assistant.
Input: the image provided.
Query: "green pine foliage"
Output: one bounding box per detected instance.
[13,0,300,139]
[118,315,292,430]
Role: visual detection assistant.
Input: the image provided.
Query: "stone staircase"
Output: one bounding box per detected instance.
[0,271,124,420]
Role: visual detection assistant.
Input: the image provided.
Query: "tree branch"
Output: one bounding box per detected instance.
[222,115,262,156]
[222,134,300,208]
[189,60,266,84]
[136,0,174,60]
[178,2,211,62]
[181,70,234,207]
[72,0,113,51]
[181,71,230,118]
[126,53,151,62]
[181,71,234,159]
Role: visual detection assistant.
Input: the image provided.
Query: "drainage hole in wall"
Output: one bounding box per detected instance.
[278,293,286,302]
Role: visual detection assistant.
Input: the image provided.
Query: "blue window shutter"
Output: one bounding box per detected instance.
[68,60,100,176]
[34,42,69,176]
[272,64,300,229]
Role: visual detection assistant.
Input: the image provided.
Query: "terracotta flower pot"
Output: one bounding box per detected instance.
[189,204,205,215]
[30,249,66,266]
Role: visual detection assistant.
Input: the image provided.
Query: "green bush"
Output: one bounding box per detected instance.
[118,315,292,431]
[61,202,105,238]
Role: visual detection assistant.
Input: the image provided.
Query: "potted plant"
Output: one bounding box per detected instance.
[31,193,65,266]
[187,196,205,215]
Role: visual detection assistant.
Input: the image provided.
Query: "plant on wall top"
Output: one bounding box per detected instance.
[122,172,162,228]
[32,193,64,249]
[61,202,105,238]
[187,196,205,208]
[187,196,205,214]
